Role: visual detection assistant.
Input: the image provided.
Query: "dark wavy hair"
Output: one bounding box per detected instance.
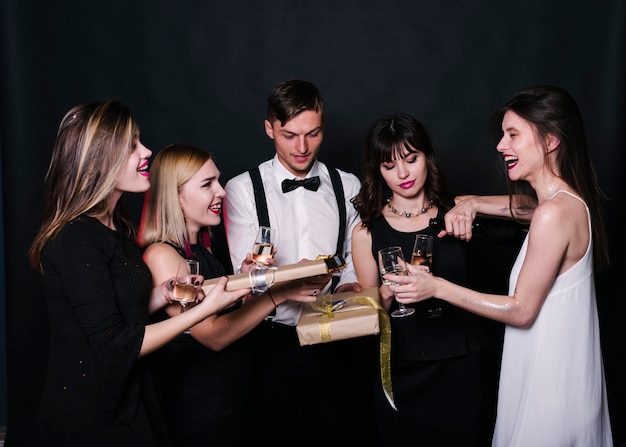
[489,85,609,271]
[351,113,454,229]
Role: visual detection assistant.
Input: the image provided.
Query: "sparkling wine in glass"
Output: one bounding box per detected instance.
[378,246,415,318]
[172,259,200,314]
[411,234,433,268]
[252,226,275,265]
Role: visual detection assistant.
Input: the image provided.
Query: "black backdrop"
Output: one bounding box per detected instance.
[1,1,624,445]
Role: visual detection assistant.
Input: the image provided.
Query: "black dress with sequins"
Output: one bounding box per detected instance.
[37,216,170,447]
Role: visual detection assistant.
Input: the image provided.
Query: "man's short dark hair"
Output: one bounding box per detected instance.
[266,79,325,126]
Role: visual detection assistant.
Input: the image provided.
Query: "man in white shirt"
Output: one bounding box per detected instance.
[224,79,377,445]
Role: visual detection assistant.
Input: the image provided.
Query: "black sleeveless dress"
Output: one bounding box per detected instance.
[149,243,253,447]
[370,210,499,447]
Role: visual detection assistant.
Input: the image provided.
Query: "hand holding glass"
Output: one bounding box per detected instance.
[378,246,415,318]
[252,226,276,265]
[171,259,200,313]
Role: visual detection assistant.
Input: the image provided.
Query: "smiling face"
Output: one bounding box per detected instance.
[264,109,323,177]
[178,159,225,237]
[115,135,152,193]
[496,110,547,183]
[380,145,428,199]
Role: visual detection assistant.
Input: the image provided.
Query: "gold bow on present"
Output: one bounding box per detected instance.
[311,294,396,410]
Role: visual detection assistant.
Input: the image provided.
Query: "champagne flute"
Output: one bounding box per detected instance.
[172,259,200,314]
[378,246,415,318]
[252,226,276,265]
[411,234,433,269]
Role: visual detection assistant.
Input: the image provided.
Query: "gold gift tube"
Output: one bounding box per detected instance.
[201,255,345,295]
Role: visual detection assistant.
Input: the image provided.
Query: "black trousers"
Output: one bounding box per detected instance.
[247,320,380,446]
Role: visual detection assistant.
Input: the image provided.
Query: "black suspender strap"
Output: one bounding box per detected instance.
[249,167,274,315]
[248,166,346,293]
[328,168,346,259]
[249,167,271,228]
[328,167,346,292]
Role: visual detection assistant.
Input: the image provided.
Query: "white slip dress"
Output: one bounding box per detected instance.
[492,190,613,447]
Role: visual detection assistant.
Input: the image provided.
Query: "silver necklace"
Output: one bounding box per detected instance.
[386,198,432,218]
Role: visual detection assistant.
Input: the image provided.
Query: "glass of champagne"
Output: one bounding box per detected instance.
[411,234,433,269]
[378,246,415,318]
[172,259,200,314]
[252,226,275,265]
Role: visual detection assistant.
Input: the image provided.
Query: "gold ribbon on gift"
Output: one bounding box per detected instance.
[311,294,396,410]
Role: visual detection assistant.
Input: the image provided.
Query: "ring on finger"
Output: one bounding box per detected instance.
[312,289,318,296]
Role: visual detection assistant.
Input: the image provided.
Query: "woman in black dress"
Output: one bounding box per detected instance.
[351,113,500,446]
[138,144,329,447]
[28,100,248,447]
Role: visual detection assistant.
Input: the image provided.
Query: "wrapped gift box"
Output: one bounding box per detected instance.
[296,288,381,346]
[297,287,396,410]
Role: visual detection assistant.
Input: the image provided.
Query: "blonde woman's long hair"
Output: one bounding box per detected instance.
[138,144,212,256]
[29,100,139,271]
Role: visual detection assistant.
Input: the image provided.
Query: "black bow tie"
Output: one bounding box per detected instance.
[281,176,321,193]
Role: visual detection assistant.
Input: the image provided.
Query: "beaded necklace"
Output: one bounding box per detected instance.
[386,198,432,218]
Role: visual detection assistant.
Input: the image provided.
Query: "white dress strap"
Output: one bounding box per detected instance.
[552,190,591,235]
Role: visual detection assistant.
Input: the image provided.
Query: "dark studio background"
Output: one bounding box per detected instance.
[1,1,624,445]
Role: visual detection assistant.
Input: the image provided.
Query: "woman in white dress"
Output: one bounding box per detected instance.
[384,85,613,446]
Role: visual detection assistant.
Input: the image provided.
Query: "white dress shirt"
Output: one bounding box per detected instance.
[223,155,361,325]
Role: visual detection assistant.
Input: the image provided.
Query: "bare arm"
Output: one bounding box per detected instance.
[140,277,249,356]
[144,242,336,351]
[148,282,171,314]
[444,195,535,241]
[184,273,332,351]
[351,223,391,312]
[388,200,574,327]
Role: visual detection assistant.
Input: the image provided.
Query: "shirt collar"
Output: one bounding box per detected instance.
[272,154,320,182]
